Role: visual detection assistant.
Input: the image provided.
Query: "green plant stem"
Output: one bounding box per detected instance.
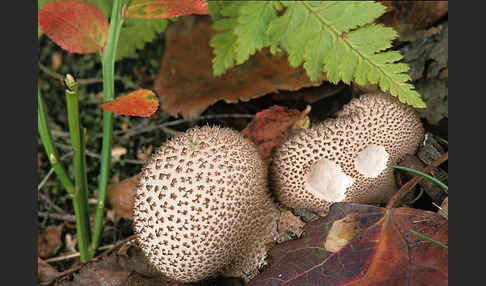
[390,165,448,193]
[410,229,448,250]
[64,75,92,262]
[91,0,125,254]
[38,88,75,195]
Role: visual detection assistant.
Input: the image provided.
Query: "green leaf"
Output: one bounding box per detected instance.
[209,18,239,76]
[208,1,425,107]
[115,18,168,61]
[233,1,278,64]
[319,1,386,34]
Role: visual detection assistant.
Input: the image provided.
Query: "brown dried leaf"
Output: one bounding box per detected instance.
[38,225,63,258]
[439,197,448,219]
[59,245,184,286]
[107,175,140,219]
[378,1,448,41]
[277,210,305,243]
[154,16,325,119]
[38,257,61,284]
[241,105,309,164]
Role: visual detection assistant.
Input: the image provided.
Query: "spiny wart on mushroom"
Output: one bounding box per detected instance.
[270,93,425,216]
[133,126,279,282]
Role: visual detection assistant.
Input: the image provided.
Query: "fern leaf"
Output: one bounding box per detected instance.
[116,18,168,61]
[268,1,425,107]
[233,1,278,64]
[209,17,239,76]
[208,0,425,108]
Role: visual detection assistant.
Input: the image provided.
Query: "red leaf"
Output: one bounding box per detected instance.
[126,0,209,19]
[100,89,159,117]
[38,1,109,54]
[241,105,310,164]
[249,203,448,286]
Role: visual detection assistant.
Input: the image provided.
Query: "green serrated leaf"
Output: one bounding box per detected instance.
[116,18,168,61]
[323,40,345,83]
[346,24,397,55]
[233,2,278,64]
[267,8,292,54]
[354,58,371,86]
[369,50,404,64]
[340,46,358,84]
[210,27,238,76]
[303,28,332,81]
[322,1,387,34]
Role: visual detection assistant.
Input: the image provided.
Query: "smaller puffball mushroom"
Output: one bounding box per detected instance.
[270,94,425,216]
[132,126,279,282]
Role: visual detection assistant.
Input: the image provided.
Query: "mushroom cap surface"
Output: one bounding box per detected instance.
[133,126,278,282]
[270,94,425,216]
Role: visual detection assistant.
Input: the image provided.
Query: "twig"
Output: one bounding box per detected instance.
[118,113,255,138]
[38,193,67,214]
[44,234,137,263]
[38,62,126,85]
[160,126,183,136]
[38,212,77,223]
[387,152,448,209]
[38,152,75,214]
[39,234,138,286]
[50,114,254,140]
[55,143,145,165]
[38,168,55,191]
[38,151,74,191]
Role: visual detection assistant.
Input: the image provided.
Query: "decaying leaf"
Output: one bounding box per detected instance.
[241,105,309,164]
[154,16,325,119]
[58,244,188,285]
[378,1,448,41]
[126,0,208,19]
[100,89,159,117]
[277,210,305,243]
[107,175,140,219]
[38,1,109,54]
[38,257,61,284]
[439,197,448,219]
[38,225,63,259]
[249,203,448,286]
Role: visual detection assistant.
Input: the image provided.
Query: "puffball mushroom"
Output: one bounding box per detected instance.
[270,93,425,216]
[132,126,279,282]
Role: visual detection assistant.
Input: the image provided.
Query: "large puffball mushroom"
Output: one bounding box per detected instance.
[270,93,425,216]
[132,126,279,283]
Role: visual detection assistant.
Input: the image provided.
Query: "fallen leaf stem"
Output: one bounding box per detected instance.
[92,0,125,255]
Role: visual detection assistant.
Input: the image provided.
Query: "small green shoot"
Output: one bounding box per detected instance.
[390,165,448,193]
[410,229,448,250]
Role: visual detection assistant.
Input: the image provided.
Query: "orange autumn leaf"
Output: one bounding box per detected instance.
[100,89,159,117]
[38,1,109,54]
[241,105,310,164]
[126,0,209,19]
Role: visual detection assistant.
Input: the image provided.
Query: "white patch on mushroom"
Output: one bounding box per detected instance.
[305,158,354,202]
[354,144,389,178]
